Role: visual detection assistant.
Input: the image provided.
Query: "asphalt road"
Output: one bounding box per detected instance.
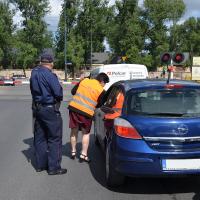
[0,85,200,200]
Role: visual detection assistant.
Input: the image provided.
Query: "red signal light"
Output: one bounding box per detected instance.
[173,53,185,64]
[161,53,171,64]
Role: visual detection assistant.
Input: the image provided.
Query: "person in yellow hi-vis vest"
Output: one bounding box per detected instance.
[101,88,125,137]
[104,92,124,119]
[68,73,109,163]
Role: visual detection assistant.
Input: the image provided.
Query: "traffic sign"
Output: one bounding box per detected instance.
[121,56,127,61]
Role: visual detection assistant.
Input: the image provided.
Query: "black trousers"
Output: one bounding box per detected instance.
[34,105,63,171]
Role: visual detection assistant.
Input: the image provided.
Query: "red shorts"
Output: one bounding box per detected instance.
[69,111,92,133]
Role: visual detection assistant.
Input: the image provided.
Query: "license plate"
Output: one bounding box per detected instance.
[162,159,200,171]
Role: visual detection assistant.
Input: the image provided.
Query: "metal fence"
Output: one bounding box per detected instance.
[148,71,192,80]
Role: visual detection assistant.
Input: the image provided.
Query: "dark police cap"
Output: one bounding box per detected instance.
[40,53,54,63]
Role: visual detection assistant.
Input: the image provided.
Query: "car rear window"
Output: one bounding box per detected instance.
[126,88,200,117]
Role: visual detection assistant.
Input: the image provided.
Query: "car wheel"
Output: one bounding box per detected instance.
[105,142,125,187]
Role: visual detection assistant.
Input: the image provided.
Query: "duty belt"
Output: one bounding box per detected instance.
[33,102,53,110]
[33,102,60,111]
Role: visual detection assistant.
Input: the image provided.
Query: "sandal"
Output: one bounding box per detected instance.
[71,151,76,160]
[79,153,91,163]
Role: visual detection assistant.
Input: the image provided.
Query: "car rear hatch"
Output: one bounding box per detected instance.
[124,84,200,152]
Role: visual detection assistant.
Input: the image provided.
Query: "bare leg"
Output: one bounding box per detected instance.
[81,128,90,156]
[70,127,79,153]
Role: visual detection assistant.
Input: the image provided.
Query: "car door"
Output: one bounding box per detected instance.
[95,85,122,149]
[94,88,110,148]
[94,108,106,148]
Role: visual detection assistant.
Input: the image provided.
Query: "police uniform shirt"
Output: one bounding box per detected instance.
[30,66,63,104]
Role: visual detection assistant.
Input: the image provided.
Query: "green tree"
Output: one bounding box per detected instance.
[175,17,200,66]
[55,0,79,70]
[12,0,53,60]
[106,0,145,65]
[76,0,110,54]
[55,0,110,74]
[168,0,185,52]
[14,40,37,75]
[0,1,14,68]
[142,0,185,69]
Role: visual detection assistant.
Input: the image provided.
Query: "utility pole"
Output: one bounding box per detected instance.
[90,24,93,69]
[64,0,67,81]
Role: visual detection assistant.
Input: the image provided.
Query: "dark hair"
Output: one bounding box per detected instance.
[96,72,109,83]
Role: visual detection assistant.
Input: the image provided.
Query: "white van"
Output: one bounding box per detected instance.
[90,64,148,90]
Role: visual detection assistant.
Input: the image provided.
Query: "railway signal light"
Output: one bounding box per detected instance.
[172,53,186,65]
[161,53,171,65]
[161,52,189,65]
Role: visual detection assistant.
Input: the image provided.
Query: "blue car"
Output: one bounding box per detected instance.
[94,79,200,187]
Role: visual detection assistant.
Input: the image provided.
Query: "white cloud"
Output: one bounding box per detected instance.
[48,0,62,16]
[183,0,200,19]
[108,0,115,6]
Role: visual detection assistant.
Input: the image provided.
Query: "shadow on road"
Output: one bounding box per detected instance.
[88,136,107,187]
[87,136,200,195]
[193,193,200,200]
[22,136,200,195]
[22,137,37,170]
[62,141,82,159]
[62,135,107,187]
[109,176,200,194]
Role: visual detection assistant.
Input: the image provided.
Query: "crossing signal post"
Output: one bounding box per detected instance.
[167,66,174,84]
[160,52,189,81]
[161,53,174,81]
[161,52,189,66]
[161,53,171,79]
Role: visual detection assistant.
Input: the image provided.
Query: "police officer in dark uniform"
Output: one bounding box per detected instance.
[30,53,67,175]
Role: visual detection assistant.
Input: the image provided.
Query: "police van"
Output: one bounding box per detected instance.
[90,64,148,90]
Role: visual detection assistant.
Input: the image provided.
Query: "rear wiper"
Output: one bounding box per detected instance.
[147,113,185,117]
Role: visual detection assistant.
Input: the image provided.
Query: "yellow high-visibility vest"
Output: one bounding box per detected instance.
[104,92,124,120]
[69,78,104,116]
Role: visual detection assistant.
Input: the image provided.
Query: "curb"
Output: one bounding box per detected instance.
[62,82,72,85]
[62,81,78,85]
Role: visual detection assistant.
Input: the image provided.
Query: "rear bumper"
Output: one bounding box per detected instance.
[111,135,200,177]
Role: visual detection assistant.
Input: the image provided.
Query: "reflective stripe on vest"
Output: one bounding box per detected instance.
[71,98,95,111]
[104,92,124,120]
[74,92,97,107]
[69,78,103,116]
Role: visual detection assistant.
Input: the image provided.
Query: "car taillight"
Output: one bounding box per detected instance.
[114,118,142,139]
